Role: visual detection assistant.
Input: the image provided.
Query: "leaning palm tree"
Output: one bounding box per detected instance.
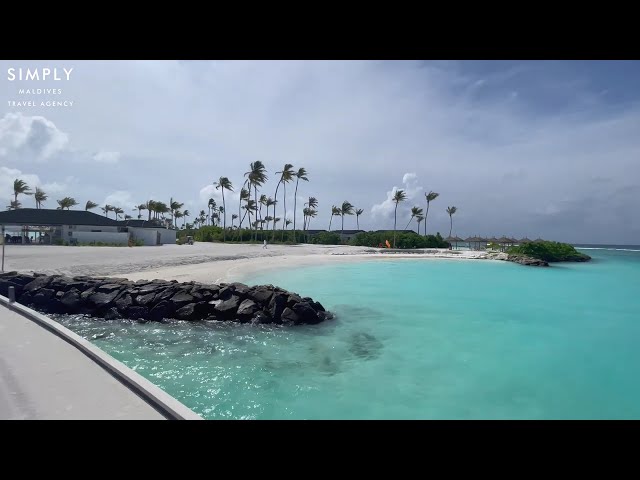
[7,200,21,210]
[340,201,355,236]
[134,203,147,219]
[304,197,318,232]
[113,206,124,220]
[355,208,364,230]
[447,206,458,238]
[214,176,233,241]
[273,163,294,241]
[404,206,424,231]
[329,205,340,231]
[208,198,216,226]
[416,215,425,234]
[57,197,78,210]
[292,167,308,242]
[237,186,250,235]
[34,187,47,209]
[85,200,98,211]
[245,162,268,241]
[392,189,407,248]
[101,204,113,217]
[13,179,32,205]
[424,191,439,236]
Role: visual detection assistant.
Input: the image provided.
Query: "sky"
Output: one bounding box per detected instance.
[1,60,639,244]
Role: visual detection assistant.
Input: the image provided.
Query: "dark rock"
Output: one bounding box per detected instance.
[506,254,549,267]
[104,307,122,320]
[170,291,194,305]
[97,283,123,292]
[80,288,96,301]
[293,302,321,324]
[247,287,273,304]
[88,290,120,308]
[218,286,233,300]
[135,292,158,306]
[60,289,82,312]
[313,301,326,312]
[214,295,241,318]
[251,311,272,324]
[0,280,23,299]
[175,303,198,320]
[23,276,53,292]
[115,294,133,312]
[268,293,287,323]
[230,282,250,295]
[281,307,299,324]
[237,299,259,317]
[125,306,149,320]
[149,301,175,322]
[155,287,179,303]
[287,293,303,308]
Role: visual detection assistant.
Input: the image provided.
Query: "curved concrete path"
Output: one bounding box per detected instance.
[0,300,200,420]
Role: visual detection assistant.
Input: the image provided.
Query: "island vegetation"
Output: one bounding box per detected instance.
[507,241,591,262]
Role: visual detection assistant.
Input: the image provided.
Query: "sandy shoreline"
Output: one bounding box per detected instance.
[3,243,492,285]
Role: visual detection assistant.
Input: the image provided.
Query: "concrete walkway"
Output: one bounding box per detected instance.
[0,306,166,420]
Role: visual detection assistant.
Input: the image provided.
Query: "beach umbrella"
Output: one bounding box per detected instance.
[518,237,531,243]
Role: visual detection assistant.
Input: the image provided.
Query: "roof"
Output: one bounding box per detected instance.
[118,219,168,228]
[0,208,122,227]
[337,230,365,235]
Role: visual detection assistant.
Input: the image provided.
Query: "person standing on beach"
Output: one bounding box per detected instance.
[263,239,268,249]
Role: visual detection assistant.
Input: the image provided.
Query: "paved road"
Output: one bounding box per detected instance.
[0,306,165,420]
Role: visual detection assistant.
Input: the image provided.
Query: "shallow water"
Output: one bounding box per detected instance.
[53,248,640,419]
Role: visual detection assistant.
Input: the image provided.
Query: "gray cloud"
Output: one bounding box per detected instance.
[1,60,639,243]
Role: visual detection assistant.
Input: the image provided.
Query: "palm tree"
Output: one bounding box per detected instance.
[292,167,308,242]
[134,203,147,219]
[340,201,355,236]
[145,200,156,221]
[57,197,78,210]
[424,191,439,236]
[231,213,238,230]
[392,189,407,248]
[34,187,47,209]
[101,204,113,217]
[214,176,233,241]
[258,194,268,227]
[113,206,124,220]
[13,179,32,205]
[416,215,425,234]
[447,206,458,238]
[404,206,424,231]
[273,163,294,241]
[304,197,318,232]
[245,161,268,240]
[182,210,190,228]
[85,200,98,211]
[237,186,249,235]
[174,210,183,228]
[355,208,364,230]
[329,205,340,231]
[7,200,21,210]
[170,198,184,228]
[208,198,216,226]
[124,214,132,220]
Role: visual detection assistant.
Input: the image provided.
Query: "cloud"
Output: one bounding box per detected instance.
[0,112,68,161]
[371,173,424,220]
[93,151,120,164]
[103,190,135,210]
[1,60,639,242]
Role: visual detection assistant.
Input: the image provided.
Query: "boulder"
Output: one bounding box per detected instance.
[268,293,288,323]
[60,289,82,312]
[149,301,175,322]
[237,299,259,317]
[292,301,321,324]
[214,295,241,318]
[281,307,299,324]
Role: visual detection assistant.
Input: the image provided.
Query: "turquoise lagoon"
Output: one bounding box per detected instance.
[54,247,640,419]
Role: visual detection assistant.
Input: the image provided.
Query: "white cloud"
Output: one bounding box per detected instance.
[103,190,135,210]
[371,173,424,220]
[93,151,120,164]
[0,112,68,161]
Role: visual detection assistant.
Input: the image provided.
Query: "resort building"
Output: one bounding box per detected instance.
[0,209,176,246]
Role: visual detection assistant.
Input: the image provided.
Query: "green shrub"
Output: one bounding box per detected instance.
[507,241,591,262]
[309,232,342,245]
[348,231,449,249]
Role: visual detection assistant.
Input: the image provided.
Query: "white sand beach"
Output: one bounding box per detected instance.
[3,243,491,285]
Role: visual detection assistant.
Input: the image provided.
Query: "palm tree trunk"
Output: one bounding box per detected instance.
[293,178,299,243]
[356,215,360,230]
[222,189,226,242]
[393,203,398,248]
[424,202,430,236]
[282,183,287,239]
[449,215,453,238]
[272,181,281,242]
[329,215,333,231]
[341,214,344,236]
[403,216,414,231]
